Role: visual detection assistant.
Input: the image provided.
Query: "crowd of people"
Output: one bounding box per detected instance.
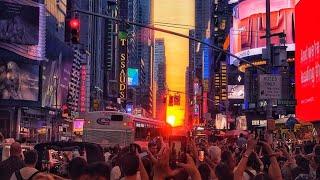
[1,131,320,180]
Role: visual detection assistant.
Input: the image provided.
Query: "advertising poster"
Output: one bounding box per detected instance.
[0,52,39,101]
[236,116,247,130]
[42,31,73,108]
[215,114,227,130]
[228,85,244,99]
[230,0,296,64]
[295,0,320,121]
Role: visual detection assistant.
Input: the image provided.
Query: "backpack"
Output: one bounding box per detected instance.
[15,170,40,180]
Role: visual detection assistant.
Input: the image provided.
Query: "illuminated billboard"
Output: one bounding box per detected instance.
[295,0,320,122]
[128,68,139,86]
[230,0,297,64]
[228,85,244,99]
[0,49,40,102]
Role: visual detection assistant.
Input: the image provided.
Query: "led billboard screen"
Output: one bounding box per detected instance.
[228,85,244,99]
[128,68,139,86]
[0,55,40,101]
[230,0,297,64]
[0,1,39,45]
[295,0,320,122]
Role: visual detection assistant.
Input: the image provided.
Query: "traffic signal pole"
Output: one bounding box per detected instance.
[72,9,267,73]
[265,0,273,121]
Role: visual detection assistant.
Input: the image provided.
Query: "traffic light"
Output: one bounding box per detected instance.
[174,95,180,106]
[168,96,174,106]
[67,18,80,44]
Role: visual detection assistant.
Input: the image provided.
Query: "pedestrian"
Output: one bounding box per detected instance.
[0,142,25,180]
[67,157,87,180]
[10,149,40,180]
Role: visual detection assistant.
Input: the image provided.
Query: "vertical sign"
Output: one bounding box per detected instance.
[80,65,87,112]
[118,31,128,101]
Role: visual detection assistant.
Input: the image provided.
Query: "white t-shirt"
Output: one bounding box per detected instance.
[243,169,257,180]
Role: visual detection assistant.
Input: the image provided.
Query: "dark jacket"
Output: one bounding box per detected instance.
[0,156,25,180]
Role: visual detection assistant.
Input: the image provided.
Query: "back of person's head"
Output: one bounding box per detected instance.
[10,142,21,157]
[24,149,38,166]
[221,151,232,163]
[120,153,139,177]
[208,146,221,164]
[198,163,211,180]
[296,155,310,173]
[83,162,110,180]
[215,162,233,180]
[68,157,88,180]
[240,133,244,138]
[254,173,271,180]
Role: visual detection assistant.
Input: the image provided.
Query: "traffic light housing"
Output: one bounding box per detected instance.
[168,96,174,106]
[66,18,80,44]
[174,95,180,106]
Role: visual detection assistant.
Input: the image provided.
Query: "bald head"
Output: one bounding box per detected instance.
[10,142,22,157]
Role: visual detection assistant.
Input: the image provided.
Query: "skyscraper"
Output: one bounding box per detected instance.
[77,0,106,111]
[195,0,212,79]
[154,38,166,121]
[104,0,118,101]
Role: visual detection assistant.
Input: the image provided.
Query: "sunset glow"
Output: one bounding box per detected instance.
[154,0,195,125]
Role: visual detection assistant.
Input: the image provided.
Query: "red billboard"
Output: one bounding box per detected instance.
[295,0,320,121]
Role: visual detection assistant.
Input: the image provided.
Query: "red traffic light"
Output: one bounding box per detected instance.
[70,19,80,29]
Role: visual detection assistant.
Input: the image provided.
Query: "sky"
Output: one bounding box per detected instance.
[154,0,195,125]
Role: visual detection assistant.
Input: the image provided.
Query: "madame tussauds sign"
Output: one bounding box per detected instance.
[118,31,128,101]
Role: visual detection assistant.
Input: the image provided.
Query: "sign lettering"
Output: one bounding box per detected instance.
[118,31,128,102]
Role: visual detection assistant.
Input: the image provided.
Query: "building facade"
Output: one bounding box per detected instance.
[154,38,166,121]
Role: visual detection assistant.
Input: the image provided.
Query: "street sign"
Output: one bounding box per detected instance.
[259,74,282,99]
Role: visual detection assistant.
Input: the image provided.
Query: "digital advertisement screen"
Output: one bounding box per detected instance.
[295,0,320,122]
[228,85,244,99]
[230,0,296,64]
[0,59,39,101]
[128,68,139,86]
[0,1,39,45]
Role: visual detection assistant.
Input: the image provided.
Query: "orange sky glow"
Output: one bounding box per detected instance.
[154,0,195,126]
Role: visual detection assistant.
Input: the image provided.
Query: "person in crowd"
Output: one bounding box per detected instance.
[243,152,264,180]
[234,136,282,180]
[198,163,211,180]
[292,155,312,180]
[215,162,234,180]
[79,162,111,180]
[0,132,4,161]
[32,173,55,180]
[0,142,25,180]
[237,133,248,148]
[67,157,88,180]
[221,150,236,170]
[119,152,148,180]
[10,149,39,180]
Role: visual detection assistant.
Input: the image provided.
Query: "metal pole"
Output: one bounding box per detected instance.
[266,0,273,120]
[72,9,267,73]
